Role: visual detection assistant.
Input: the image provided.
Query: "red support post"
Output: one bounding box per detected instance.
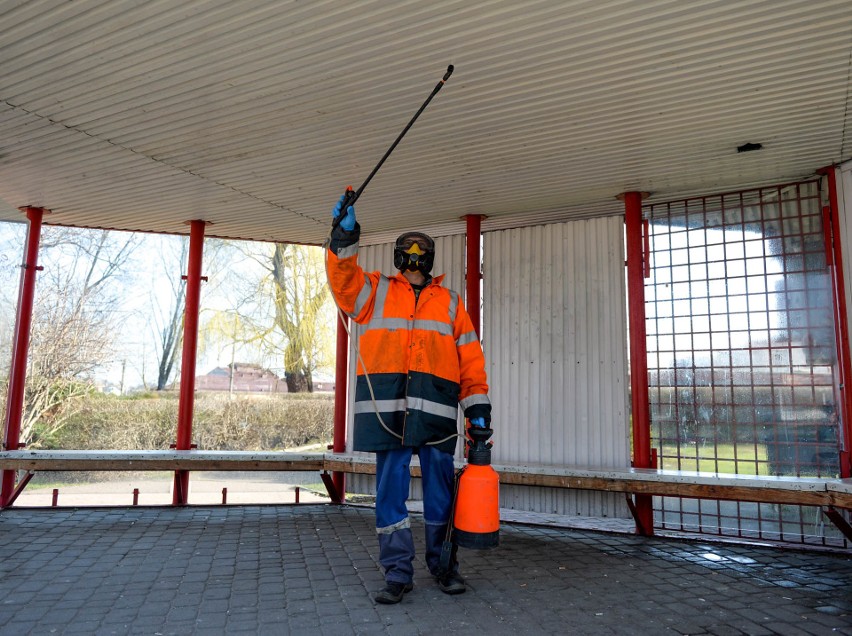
[331,313,349,502]
[818,165,852,477]
[173,220,207,505]
[1,206,47,508]
[464,215,485,338]
[621,191,655,535]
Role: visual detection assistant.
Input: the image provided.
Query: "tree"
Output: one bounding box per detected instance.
[0,223,25,379]
[271,244,334,392]
[151,237,188,391]
[147,235,229,391]
[203,242,335,393]
[199,308,256,396]
[9,227,139,446]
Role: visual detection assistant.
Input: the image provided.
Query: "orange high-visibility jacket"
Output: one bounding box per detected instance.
[327,226,491,454]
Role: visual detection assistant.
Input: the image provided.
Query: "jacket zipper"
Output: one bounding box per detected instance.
[400,281,430,443]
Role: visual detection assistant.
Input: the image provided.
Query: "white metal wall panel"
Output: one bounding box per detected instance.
[343,233,467,496]
[484,219,631,517]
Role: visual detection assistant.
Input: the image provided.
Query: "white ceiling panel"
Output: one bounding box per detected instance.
[0,0,850,244]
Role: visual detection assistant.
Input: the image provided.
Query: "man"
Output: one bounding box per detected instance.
[325,195,492,604]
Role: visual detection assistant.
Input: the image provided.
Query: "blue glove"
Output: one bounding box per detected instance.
[470,417,486,428]
[332,194,356,231]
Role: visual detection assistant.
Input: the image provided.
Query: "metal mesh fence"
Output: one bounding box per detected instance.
[643,181,848,546]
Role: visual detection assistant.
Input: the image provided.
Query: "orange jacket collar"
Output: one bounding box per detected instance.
[391,272,445,286]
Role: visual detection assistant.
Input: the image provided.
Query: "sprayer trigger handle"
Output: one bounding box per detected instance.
[332,186,358,230]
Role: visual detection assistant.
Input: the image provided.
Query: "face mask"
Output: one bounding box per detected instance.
[394,232,435,275]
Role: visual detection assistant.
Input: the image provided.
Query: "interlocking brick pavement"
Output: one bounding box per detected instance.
[0,505,849,635]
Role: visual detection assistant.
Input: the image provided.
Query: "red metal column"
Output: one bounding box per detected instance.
[331,313,349,502]
[818,165,852,477]
[621,191,654,535]
[173,220,207,505]
[1,206,47,508]
[465,214,485,337]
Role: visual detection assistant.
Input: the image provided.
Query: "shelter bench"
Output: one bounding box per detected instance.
[323,453,852,540]
[2,450,851,541]
[0,450,328,508]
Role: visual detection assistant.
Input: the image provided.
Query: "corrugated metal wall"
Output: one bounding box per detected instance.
[484,219,631,517]
[343,221,630,519]
[345,234,467,496]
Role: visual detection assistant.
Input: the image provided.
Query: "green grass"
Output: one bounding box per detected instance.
[658,443,769,475]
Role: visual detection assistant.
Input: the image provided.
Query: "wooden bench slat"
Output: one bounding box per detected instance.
[322,454,852,507]
[1,450,850,509]
[0,450,325,472]
[497,472,832,506]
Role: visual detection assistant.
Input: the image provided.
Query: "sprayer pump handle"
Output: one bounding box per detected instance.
[468,425,493,443]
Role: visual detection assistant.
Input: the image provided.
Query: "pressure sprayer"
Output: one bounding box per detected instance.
[439,425,500,574]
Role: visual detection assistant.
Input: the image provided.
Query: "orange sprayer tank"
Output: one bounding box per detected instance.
[453,426,499,549]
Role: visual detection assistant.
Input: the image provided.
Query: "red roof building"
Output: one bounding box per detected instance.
[195,363,287,394]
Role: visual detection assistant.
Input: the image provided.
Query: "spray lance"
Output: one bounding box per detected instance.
[331,64,455,228]
[325,64,463,448]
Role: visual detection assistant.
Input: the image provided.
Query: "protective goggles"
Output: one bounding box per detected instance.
[395,232,435,254]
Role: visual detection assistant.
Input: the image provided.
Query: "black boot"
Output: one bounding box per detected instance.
[374,581,414,604]
[437,572,466,595]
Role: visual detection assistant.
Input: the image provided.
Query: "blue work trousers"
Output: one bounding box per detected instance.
[375,446,457,584]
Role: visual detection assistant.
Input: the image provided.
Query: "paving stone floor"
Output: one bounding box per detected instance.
[0,504,849,635]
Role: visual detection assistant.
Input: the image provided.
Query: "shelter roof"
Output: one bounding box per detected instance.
[1,1,850,244]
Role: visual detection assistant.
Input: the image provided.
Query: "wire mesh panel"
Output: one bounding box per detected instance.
[643,181,847,547]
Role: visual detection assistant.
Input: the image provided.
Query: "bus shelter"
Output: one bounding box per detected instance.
[1,0,851,555]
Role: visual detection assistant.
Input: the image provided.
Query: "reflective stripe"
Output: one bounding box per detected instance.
[363,317,453,337]
[456,329,479,346]
[460,394,491,410]
[377,517,411,534]
[336,243,359,259]
[406,397,459,420]
[354,397,458,420]
[364,318,412,332]
[353,399,406,414]
[414,319,453,336]
[374,276,389,316]
[424,517,450,527]
[448,290,459,323]
[353,275,373,317]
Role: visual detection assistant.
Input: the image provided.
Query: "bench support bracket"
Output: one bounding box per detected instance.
[0,470,34,509]
[625,494,654,536]
[822,506,852,542]
[321,471,344,504]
